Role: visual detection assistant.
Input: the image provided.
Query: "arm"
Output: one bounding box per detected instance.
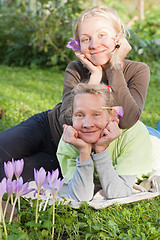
[56,139,94,201]
[105,61,150,129]
[67,156,94,201]
[58,124,94,201]
[92,148,136,199]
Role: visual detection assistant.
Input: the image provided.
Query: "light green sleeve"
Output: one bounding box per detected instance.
[108,121,154,177]
[56,138,79,183]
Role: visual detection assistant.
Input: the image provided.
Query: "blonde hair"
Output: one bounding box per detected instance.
[71,83,114,111]
[74,5,128,68]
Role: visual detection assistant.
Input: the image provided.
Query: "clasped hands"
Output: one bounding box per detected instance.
[62,120,121,162]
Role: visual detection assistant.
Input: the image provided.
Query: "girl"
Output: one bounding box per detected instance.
[0,6,151,181]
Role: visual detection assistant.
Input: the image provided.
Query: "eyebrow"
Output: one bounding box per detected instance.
[80,27,108,37]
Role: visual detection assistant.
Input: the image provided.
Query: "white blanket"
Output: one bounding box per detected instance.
[24,181,160,210]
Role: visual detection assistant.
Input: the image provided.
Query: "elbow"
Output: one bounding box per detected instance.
[67,185,94,202]
[105,186,132,199]
[119,109,141,129]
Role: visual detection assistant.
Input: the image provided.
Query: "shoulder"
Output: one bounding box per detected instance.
[124,60,150,73]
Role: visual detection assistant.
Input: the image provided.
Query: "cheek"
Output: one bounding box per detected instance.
[80,44,88,54]
[103,37,115,49]
[73,120,81,130]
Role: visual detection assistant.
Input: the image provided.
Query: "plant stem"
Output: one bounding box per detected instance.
[9,196,17,223]
[51,193,56,240]
[10,194,13,205]
[43,192,50,211]
[35,189,40,224]
[3,196,10,219]
[0,201,8,239]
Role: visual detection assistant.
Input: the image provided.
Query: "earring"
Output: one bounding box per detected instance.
[115,44,120,49]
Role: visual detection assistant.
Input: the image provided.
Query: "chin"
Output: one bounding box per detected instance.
[91,58,110,66]
[81,137,99,144]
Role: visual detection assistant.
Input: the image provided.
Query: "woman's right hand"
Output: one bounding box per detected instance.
[75,51,102,84]
[62,124,92,161]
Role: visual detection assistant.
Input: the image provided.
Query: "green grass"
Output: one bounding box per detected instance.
[0,65,64,131]
[0,62,160,239]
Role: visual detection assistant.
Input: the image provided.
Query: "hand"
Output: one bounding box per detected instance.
[116,38,132,63]
[62,124,92,161]
[75,51,102,84]
[94,120,121,153]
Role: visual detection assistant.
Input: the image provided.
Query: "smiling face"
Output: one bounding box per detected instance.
[79,16,117,66]
[72,93,112,143]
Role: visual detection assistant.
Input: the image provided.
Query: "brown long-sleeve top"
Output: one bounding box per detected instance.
[48,59,150,147]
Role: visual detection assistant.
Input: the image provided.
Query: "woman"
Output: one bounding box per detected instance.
[0,6,150,181]
[57,83,160,202]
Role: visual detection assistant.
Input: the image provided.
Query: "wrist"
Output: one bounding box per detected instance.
[79,148,91,162]
[88,72,102,85]
[94,146,108,154]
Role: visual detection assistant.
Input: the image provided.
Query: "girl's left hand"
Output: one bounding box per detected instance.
[116,38,132,63]
[94,120,121,153]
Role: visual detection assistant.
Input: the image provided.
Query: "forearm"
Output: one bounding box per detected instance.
[93,148,136,199]
[67,156,94,201]
[106,62,150,129]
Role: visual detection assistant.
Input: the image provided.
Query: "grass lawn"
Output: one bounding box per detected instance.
[0,62,160,239]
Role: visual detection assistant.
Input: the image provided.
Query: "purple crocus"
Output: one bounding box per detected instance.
[114,106,124,117]
[43,169,65,239]
[12,158,24,179]
[4,161,14,180]
[9,177,34,223]
[15,177,34,197]
[66,38,80,51]
[34,167,46,191]
[43,169,65,196]
[0,178,6,201]
[6,178,17,197]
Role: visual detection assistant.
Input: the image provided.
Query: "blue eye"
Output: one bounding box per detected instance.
[94,113,101,117]
[99,33,107,38]
[83,38,89,42]
[75,113,83,118]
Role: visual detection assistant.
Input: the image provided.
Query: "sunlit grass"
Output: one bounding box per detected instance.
[0,65,64,131]
[0,62,160,239]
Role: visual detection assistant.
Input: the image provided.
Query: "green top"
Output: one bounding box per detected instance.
[57,121,158,183]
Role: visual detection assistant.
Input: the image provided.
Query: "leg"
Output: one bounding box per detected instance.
[0,111,62,181]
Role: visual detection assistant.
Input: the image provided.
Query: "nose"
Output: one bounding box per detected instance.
[89,37,100,49]
[83,116,94,128]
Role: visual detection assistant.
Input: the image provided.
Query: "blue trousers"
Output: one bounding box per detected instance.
[0,110,62,181]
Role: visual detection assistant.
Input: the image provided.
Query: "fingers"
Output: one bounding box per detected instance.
[113,38,132,61]
[62,124,78,143]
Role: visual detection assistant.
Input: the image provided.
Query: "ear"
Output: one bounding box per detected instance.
[110,109,117,121]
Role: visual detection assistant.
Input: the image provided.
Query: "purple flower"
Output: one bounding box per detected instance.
[114,106,124,117]
[0,178,7,201]
[15,177,34,197]
[34,167,46,191]
[66,38,80,51]
[46,169,59,186]
[6,178,17,197]
[4,161,14,180]
[12,159,24,179]
[43,168,65,195]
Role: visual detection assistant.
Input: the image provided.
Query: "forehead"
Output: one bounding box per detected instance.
[79,16,116,36]
[73,93,106,110]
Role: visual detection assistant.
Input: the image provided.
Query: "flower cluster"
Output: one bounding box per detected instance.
[0,159,65,239]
